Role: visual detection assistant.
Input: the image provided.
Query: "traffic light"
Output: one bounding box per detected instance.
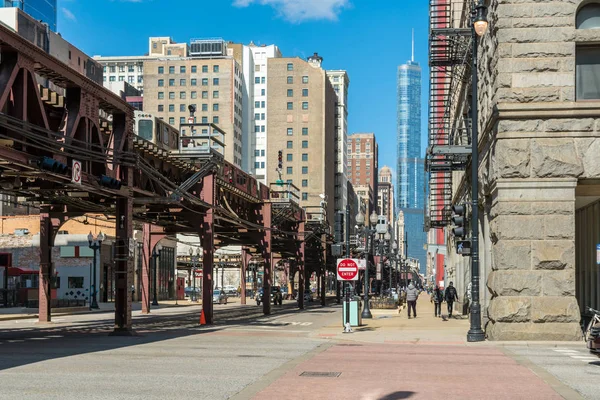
[451,204,467,238]
[99,175,122,190]
[456,240,472,256]
[334,211,344,243]
[39,156,68,174]
[277,150,283,170]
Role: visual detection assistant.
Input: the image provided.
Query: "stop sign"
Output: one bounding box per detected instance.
[337,258,359,281]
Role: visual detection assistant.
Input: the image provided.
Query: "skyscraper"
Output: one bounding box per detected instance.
[2,0,57,31]
[397,37,426,273]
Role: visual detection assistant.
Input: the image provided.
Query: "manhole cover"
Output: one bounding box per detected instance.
[300,371,341,378]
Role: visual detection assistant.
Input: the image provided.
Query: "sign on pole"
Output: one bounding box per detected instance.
[357,259,366,270]
[72,159,82,185]
[194,271,203,278]
[337,258,359,281]
[596,244,600,265]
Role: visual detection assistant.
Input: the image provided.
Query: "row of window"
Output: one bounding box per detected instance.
[158,65,220,74]
[158,78,220,87]
[106,76,143,83]
[168,116,220,125]
[287,102,309,110]
[158,103,220,113]
[287,140,309,149]
[104,65,143,73]
[157,91,219,99]
[285,153,310,162]
[285,166,310,174]
[287,89,309,97]
[287,76,309,84]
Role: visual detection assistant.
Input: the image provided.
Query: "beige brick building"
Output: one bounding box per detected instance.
[348,133,379,213]
[266,54,336,224]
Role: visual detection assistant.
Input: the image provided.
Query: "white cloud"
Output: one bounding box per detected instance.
[61,7,76,21]
[233,0,350,23]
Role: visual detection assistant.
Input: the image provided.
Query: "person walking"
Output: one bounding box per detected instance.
[445,281,459,318]
[430,286,443,317]
[406,283,419,319]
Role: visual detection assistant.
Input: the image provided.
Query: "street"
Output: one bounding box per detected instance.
[0,298,596,399]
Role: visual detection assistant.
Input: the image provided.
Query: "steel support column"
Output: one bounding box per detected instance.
[321,235,326,306]
[297,219,305,310]
[141,224,164,314]
[113,197,134,333]
[261,202,272,315]
[38,207,53,323]
[201,174,215,324]
[240,247,249,305]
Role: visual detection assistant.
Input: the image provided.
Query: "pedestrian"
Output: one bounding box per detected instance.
[445,281,459,318]
[406,283,419,319]
[430,286,443,317]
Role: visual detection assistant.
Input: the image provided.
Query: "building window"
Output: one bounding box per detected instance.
[287,102,293,110]
[68,277,84,289]
[169,66,175,74]
[287,154,293,161]
[169,104,175,112]
[180,104,186,112]
[202,65,208,73]
[261,150,265,156]
[301,166,308,174]
[254,113,260,120]
[287,63,294,71]
[261,101,265,107]
[254,150,260,157]
[190,78,197,86]
[287,89,294,97]
[158,92,164,99]
[287,76,293,84]
[202,91,208,99]
[302,140,308,148]
[180,92,186,99]
[213,103,219,111]
[202,116,208,123]
[302,179,308,187]
[261,89,266,96]
[255,101,260,108]
[302,102,309,110]
[118,65,124,72]
[255,125,260,133]
[213,65,219,73]
[158,105,164,112]
[202,78,208,86]
[577,45,600,99]
[302,127,308,136]
[287,167,293,174]
[180,79,186,86]
[109,76,116,82]
[255,77,260,84]
[287,141,293,149]
[109,66,116,73]
[180,66,186,73]
[254,162,260,169]
[169,92,175,99]
[302,154,308,162]
[287,128,293,136]
[261,77,265,84]
[261,125,265,132]
[213,78,219,85]
[158,66,164,74]
[191,66,197,73]
[118,76,124,82]
[202,104,208,111]
[191,91,197,99]
[180,117,186,124]
[302,76,309,84]
[302,193,308,201]
[302,88,308,97]
[213,116,219,124]
[169,117,175,125]
[261,113,265,120]
[169,79,175,86]
[213,91,219,98]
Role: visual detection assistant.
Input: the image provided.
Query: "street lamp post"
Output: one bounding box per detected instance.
[356,211,378,319]
[392,241,399,292]
[87,231,105,309]
[467,0,488,343]
[189,248,199,302]
[151,244,162,306]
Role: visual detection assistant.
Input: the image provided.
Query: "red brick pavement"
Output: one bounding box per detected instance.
[252,343,562,400]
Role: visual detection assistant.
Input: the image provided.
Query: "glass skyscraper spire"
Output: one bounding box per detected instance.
[397,53,426,274]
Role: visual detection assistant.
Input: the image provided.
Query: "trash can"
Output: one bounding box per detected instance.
[342,296,363,327]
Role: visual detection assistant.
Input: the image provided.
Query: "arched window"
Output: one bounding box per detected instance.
[577,3,600,29]
[576,3,600,99]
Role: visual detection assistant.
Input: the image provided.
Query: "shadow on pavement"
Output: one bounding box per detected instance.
[0,299,337,372]
[378,391,416,400]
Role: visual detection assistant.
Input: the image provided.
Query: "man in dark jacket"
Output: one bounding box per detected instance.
[445,281,458,318]
[430,286,443,317]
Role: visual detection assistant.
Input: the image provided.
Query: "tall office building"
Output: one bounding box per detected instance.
[2,0,57,31]
[377,166,394,228]
[327,70,349,217]
[266,53,336,225]
[348,133,378,215]
[397,48,426,273]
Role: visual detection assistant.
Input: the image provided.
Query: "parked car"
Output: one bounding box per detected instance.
[256,286,283,306]
[212,289,228,304]
[223,285,238,296]
[184,287,201,299]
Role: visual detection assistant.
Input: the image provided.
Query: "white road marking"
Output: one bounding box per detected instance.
[571,355,599,361]
[45,335,64,338]
[29,337,49,341]
[226,328,308,333]
[7,339,24,343]
[554,349,580,353]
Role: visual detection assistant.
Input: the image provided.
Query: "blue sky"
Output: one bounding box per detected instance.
[57,0,429,177]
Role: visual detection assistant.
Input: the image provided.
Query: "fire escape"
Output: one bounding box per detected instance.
[426,0,473,228]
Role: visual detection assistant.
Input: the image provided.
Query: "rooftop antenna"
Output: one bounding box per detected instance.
[411,28,415,62]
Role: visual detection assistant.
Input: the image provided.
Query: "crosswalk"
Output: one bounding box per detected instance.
[553,348,599,363]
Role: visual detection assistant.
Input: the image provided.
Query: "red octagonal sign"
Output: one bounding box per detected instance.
[337,258,359,281]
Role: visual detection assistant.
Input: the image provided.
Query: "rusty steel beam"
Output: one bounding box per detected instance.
[261,202,272,316]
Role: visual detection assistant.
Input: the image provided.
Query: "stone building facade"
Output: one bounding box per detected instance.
[437,0,600,340]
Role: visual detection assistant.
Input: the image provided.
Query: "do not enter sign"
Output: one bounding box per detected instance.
[337,258,359,281]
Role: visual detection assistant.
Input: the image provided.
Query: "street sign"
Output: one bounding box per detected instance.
[357,259,366,270]
[72,160,82,185]
[337,258,359,281]
[194,271,203,278]
[597,244,600,265]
